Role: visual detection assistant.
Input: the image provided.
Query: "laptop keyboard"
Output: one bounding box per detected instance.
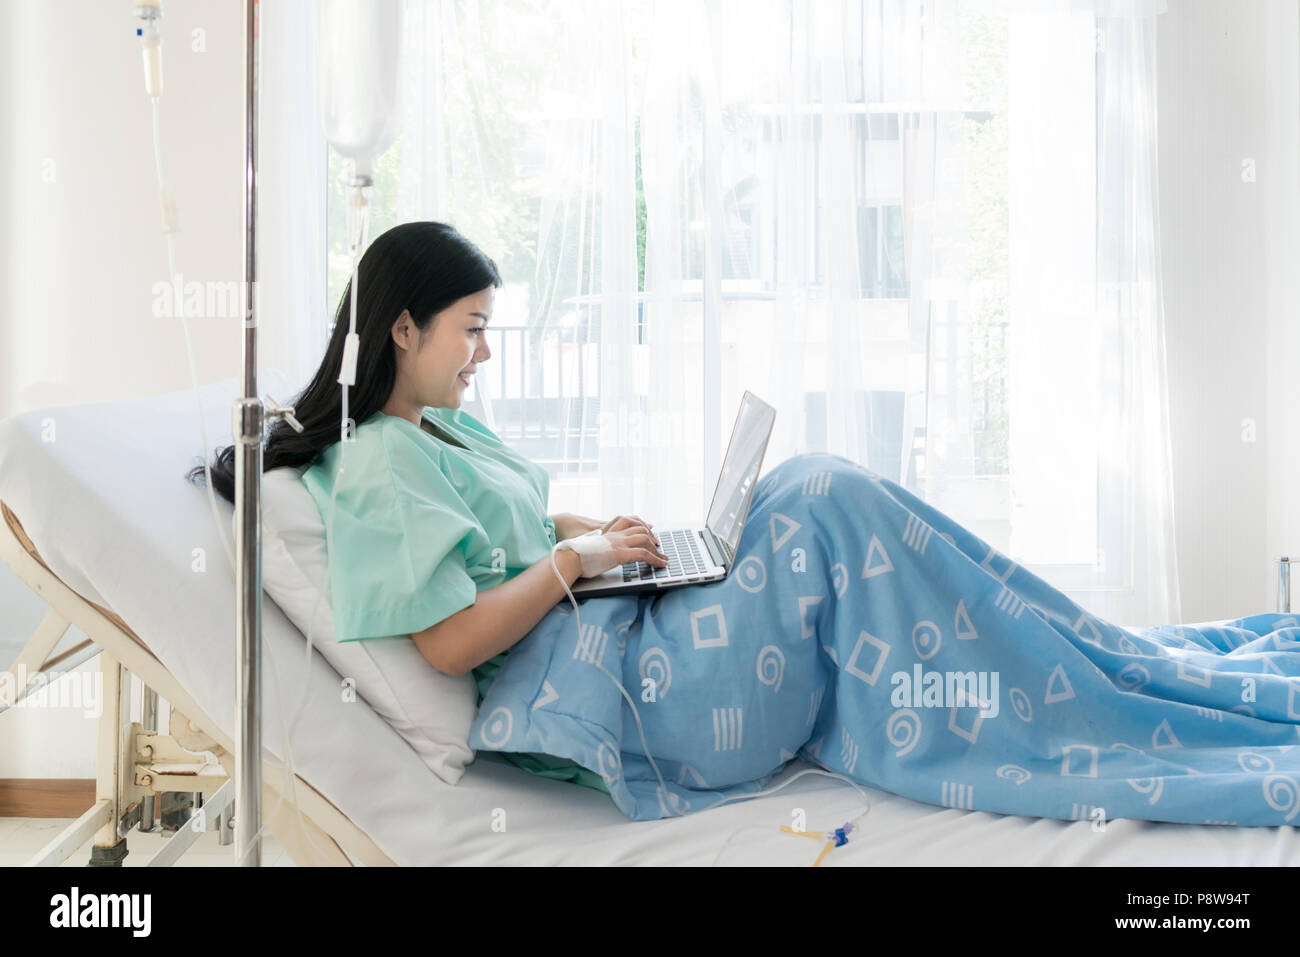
[622,528,708,582]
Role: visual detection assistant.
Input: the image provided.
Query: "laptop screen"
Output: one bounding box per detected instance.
[705,391,776,559]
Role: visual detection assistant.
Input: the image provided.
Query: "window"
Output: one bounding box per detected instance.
[317,3,1104,583]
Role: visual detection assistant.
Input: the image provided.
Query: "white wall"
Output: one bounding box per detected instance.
[1,0,244,777]
[1158,0,1300,623]
[1,0,243,420]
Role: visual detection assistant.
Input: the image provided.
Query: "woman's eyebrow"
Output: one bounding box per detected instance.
[470,312,491,322]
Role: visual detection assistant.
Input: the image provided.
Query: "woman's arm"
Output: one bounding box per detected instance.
[412,524,668,676]
[412,548,585,677]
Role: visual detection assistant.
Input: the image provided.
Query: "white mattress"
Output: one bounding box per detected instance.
[1,376,1297,866]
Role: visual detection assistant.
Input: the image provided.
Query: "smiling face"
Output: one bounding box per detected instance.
[383,286,494,422]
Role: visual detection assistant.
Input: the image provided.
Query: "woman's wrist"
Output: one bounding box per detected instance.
[552,543,584,584]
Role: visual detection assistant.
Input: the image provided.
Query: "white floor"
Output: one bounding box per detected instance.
[0,815,293,866]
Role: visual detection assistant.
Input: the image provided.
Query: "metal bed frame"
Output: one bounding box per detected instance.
[0,500,393,866]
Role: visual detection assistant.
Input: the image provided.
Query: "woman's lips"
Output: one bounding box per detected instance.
[457,372,472,386]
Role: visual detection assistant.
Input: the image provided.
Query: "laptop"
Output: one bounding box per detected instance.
[570,390,776,598]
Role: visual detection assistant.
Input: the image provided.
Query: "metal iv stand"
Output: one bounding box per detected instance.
[233,0,304,867]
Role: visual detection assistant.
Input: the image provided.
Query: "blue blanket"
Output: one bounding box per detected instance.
[469,453,1300,825]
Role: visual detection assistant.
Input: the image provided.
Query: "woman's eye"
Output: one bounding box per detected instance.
[470,326,487,336]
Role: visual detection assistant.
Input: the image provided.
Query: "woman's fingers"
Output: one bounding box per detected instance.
[640,531,667,559]
[603,514,658,542]
[612,529,667,564]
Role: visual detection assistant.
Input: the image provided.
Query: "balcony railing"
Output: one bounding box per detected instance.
[480,311,923,485]
[481,322,604,473]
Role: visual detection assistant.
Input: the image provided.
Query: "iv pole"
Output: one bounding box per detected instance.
[134,0,296,866]
[233,0,302,869]
[234,0,394,865]
[232,0,263,868]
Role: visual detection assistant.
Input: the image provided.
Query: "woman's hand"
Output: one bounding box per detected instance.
[600,514,659,545]
[552,512,660,546]
[564,526,669,579]
[601,526,669,573]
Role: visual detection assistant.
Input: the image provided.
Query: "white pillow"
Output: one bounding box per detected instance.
[245,466,479,785]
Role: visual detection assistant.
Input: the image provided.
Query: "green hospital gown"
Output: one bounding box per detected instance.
[300,405,608,795]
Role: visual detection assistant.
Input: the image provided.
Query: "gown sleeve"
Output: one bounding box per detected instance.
[327,424,494,643]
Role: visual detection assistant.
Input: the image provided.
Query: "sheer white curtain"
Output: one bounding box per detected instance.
[268,0,1180,625]
[636,0,1179,623]
[259,0,327,396]
[1003,0,1178,625]
[1091,0,1181,624]
[387,0,648,519]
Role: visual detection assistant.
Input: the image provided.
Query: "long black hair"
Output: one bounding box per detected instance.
[187,221,502,504]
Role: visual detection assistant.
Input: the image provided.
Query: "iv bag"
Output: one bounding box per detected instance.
[318,0,402,183]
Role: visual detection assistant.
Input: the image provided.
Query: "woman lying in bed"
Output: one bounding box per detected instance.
[191,221,658,792]
[192,221,1300,826]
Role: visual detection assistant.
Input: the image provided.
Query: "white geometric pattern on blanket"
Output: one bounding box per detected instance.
[469,451,1300,826]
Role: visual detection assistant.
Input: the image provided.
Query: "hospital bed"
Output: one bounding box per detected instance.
[2,376,1298,866]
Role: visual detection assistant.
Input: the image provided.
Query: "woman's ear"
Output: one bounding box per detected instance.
[390,309,414,351]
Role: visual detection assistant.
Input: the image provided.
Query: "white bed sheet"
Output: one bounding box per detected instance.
[1,376,1297,866]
